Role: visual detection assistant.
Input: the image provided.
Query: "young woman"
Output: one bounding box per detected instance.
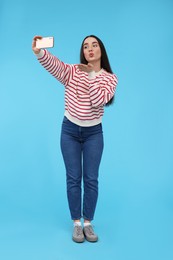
[32,35,118,243]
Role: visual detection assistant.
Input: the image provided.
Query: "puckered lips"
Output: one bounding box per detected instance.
[89,53,94,57]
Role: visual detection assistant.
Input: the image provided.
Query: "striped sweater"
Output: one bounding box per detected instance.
[36,49,118,126]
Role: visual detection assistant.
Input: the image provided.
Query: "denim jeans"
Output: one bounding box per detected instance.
[60,116,104,221]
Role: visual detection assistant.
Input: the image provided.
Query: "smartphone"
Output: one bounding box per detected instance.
[36,37,54,49]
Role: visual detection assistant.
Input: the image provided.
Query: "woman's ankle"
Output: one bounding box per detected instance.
[73,220,82,226]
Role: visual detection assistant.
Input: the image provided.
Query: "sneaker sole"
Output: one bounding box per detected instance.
[84,235,98,242]
[72,237,85,243]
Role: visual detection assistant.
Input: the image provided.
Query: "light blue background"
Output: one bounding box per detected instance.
[0,0,173,259]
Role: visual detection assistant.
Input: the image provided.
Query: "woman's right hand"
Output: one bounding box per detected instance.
[32,35,42,54]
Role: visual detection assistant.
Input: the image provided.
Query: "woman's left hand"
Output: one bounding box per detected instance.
[78,63,94,73]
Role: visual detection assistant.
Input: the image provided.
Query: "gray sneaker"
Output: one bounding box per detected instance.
[72,225,85,243]
[83,225,98,242]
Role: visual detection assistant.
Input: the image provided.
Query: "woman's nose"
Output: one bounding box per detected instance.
[88,46,93,51]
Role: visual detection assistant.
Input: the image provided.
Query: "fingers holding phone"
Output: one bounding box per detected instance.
[32,36,54,54]
[32,35,43,54]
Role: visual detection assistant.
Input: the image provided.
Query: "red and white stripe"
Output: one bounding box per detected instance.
[38,49,118,122]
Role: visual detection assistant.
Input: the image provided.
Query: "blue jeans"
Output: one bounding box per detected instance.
[60,116,104,221]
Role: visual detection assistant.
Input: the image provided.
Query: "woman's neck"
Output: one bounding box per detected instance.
[90,61,101,72]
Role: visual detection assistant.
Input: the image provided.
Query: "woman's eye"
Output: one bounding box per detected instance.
[83,45,88,49]
[93,44,98,47]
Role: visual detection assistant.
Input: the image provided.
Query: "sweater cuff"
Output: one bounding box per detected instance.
[35,49,45,59]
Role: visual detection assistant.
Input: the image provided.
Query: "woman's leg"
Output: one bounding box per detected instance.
[60,118,83,220]
[82,126,104,221]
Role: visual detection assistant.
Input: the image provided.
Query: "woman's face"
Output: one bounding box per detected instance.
[83,37,101,63]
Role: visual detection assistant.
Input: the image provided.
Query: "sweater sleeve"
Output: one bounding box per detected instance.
[36,49,71,86]
[88,74,118,107]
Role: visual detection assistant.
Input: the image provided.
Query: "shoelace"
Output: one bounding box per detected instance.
[85,225,95,235]
[76,226,83,236]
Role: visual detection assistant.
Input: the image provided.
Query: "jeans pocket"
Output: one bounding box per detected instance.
[99,123,103,133]
[63,116,69,123]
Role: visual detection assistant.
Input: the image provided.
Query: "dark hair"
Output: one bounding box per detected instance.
[80,35,114,106]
